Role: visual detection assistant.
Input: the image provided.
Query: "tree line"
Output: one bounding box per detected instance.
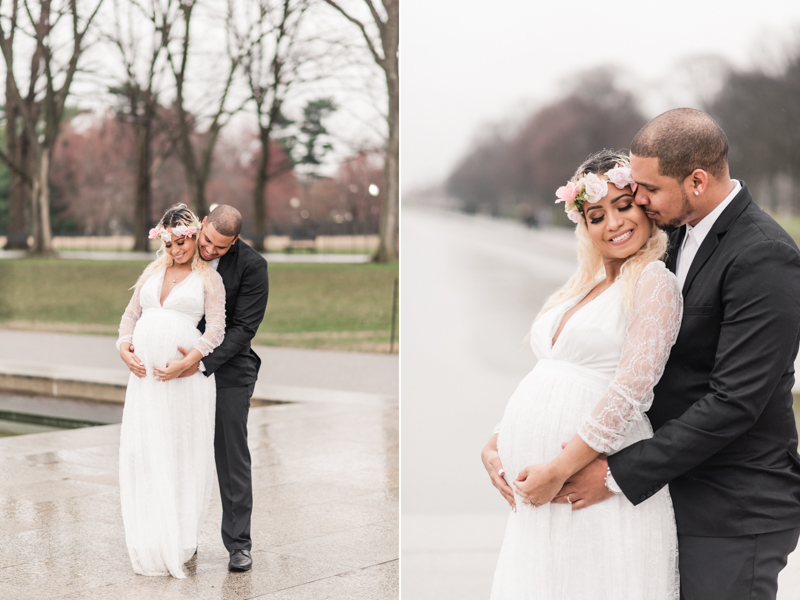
[446,44,800,226]
[0,0,398,260]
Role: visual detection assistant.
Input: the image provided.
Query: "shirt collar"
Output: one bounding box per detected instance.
[686,180,741,246]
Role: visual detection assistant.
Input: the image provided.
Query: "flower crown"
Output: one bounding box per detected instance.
[148,221,201,243]
[555,167,638,224]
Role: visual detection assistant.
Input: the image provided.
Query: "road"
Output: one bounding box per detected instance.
[400,206,800,599]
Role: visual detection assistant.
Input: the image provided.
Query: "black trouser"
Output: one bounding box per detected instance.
[214,383,254,551]
[679,527,800,600]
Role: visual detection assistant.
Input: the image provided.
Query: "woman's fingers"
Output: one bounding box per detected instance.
[126,356,146,377]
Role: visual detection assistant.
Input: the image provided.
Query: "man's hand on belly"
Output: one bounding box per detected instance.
[553,455,613,510]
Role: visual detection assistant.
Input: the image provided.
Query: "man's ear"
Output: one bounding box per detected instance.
[201,216,208,227]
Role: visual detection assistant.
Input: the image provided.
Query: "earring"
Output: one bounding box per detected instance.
[694,191,699,196]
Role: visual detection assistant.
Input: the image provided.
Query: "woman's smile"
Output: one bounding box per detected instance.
[608,228,634,245]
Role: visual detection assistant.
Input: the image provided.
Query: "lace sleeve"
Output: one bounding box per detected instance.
[116,283,144,350]
[194,270,227,357]
[577,262,683,454]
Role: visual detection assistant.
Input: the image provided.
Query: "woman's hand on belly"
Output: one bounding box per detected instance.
[119,343,146,378]
[514,462,567,508]
[482,434,516,510]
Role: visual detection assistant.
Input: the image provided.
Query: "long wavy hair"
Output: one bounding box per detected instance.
[134,203,216,292]
[536,150,669,321]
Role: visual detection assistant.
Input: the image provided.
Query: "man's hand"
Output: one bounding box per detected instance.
[552,455,614,510]
[176,346,200,378]
[482,434,516,510]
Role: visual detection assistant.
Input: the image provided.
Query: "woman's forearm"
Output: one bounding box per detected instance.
[551,434,601,481]
[182,347,203,367]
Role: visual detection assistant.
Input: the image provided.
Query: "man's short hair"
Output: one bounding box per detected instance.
[207,204,242,237]
[630,108,729,181]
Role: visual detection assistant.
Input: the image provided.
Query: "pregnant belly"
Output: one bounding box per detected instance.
[497,360,653,483]
[132,308,202,374]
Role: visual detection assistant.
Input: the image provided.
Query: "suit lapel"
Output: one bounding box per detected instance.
[681,184,752,295]
[666,227,685,274]
[217,238,240,282]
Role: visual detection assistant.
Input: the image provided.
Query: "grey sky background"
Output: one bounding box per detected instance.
[401,0,800,191]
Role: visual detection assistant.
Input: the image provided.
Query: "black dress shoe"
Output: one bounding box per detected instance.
[228,549,252,572]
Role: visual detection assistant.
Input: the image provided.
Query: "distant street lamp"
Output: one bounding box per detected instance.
[369,184,379,196]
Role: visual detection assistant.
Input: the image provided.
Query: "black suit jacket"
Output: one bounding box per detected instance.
[200,238,269,389]
[608,182,800,537]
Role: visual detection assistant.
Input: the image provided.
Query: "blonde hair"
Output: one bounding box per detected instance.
[536,150,669,321]
[134,204,217,293]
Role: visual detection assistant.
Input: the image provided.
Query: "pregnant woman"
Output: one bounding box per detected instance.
[482,150,682,599]
[116,204,226,578]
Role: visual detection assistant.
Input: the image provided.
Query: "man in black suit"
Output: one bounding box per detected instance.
[554,109,800,599]
[179,204,269,572]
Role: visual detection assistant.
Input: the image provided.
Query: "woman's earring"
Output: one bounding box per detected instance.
[694,191,699,196]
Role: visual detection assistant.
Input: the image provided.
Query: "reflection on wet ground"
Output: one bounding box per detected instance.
[0,393,122,438]
[0,398,398,599]
[0,419,62,438]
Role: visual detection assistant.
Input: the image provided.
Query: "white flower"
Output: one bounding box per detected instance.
[582,173,608,203]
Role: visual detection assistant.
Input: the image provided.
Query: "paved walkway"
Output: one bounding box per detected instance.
[401,207,800,600]
[0,330,398,599]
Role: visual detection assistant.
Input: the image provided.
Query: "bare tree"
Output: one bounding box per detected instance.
[106,0,179,250]
[165,0,250,218]
[0,0,36,249]
[239,0,310,252]
[0,0,104,255]
[322,0,397,262]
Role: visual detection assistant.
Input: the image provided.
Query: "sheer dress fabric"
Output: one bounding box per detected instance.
[491,261,682,600]
[116,267,225,578]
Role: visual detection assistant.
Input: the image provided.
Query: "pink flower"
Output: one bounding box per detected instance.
[606,167,636,190]
[567,209,583,224]
[159,230,172,243]
[555,181,580,204]
[173,225,199,238]
[148,227,162,240]
[582,173,608,203]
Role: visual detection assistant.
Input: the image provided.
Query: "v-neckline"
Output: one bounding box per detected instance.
[159,268,194,308]
[550,281,616,349]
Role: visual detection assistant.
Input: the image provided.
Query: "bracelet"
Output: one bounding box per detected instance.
[605,466,622,494]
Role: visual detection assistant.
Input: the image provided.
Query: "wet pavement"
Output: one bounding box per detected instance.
[400,207,800,600]
[0,333,397,598]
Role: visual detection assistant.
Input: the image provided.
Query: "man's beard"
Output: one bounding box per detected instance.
[654,187,694,233]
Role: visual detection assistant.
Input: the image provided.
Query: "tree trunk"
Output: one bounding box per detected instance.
[30,152,53,256]
[374,37,399,262]
[132,114,153,252]
[4,78,30,250]
[251,127,272,253]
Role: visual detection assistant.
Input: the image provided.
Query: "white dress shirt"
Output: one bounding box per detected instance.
[675,180,741,289]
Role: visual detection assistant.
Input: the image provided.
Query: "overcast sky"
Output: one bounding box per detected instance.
[401,0,800,191]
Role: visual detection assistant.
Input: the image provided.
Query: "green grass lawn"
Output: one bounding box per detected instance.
[0,259,399,353]
[771,216,800,247]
